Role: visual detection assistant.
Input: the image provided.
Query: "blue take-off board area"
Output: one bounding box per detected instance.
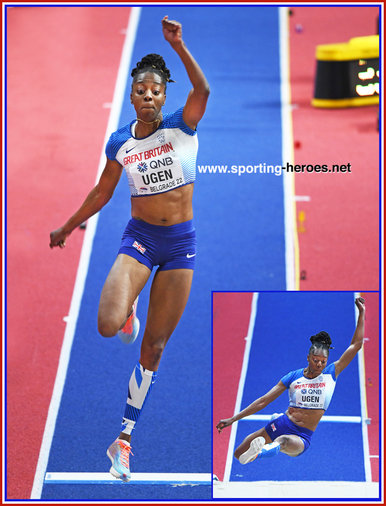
[230,292,366,483]
[41,6,286,500]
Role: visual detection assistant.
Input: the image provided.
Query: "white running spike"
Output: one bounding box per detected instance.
[239,436,265,464]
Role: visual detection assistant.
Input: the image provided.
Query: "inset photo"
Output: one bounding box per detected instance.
[213,291,380,500]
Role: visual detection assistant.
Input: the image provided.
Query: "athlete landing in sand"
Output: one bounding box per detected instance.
[216,297,365,463]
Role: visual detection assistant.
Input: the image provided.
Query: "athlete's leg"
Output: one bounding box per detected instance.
[234,428,272,460]
[119,268,194,443]
[104,256,152,481]
[139,268,194,370]
[98,254,151,337]
[236,432,305,464]
[275,434,304,457]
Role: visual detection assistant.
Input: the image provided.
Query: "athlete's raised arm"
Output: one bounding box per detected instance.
[334,297,365,377]
[162,16,210,130]
[216,381,287,433]
[49,158,123,248]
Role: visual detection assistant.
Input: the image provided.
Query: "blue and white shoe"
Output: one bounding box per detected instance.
[118,297,139,344]
[107,439,133,482]
[239,436,265,464]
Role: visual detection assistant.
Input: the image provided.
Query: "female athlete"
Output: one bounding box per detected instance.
[216,297,365,463]
[50,16,209,481]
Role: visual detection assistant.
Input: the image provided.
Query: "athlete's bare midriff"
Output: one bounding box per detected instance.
[286,406,325,431]
[131,183,194,225]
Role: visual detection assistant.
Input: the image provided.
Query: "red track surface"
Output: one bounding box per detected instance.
[289,7,379,290]
[6,7,131,498]
[213,292,253,481]
[362,292,380,482]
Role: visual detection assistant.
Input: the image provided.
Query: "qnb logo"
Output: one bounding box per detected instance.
[137,162,148,173]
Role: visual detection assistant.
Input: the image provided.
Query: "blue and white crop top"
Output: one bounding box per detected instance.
[280,363,337,410]
[105,107,198,197]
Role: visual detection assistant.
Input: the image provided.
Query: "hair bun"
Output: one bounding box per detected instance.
[310,331,333,349]
[131,53,173,82]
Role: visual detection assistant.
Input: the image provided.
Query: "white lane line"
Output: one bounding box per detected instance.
[242,414,363,423]
[223,293,259,483]
[213,480,380,499]
[44,472,211,485]
[279,6,297,291]
[30,8,142,499]
[356,291,372,483]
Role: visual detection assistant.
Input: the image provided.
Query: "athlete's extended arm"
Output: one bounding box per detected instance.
[49,158,123,248]
[216,381,287,433]
[161,16,210,130]
[334,296,365,377]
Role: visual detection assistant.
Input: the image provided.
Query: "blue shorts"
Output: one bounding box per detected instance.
[264,413,314,454]
[118,218,196,271]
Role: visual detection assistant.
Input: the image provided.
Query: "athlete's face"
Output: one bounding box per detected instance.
[131,72,166,121]
[307,353,327,375]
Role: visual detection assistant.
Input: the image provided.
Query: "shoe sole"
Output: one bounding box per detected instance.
[107,449,131,482]
[118,317,140,345]
[109,465,130,482]
[239,436,265,464]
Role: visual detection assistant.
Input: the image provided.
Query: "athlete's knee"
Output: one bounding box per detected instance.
[276,435,303,456]
[98,315,119,338]
[276,435,289,449]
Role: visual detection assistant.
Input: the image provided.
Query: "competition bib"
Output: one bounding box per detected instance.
[117,136,186,196]
[292,377,327,409]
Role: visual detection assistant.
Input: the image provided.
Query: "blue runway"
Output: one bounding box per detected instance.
[230,292,366,483]
[40,6,287,500]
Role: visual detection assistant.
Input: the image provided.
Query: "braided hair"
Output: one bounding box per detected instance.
[131,53,174,87]
[308,331,334,357]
